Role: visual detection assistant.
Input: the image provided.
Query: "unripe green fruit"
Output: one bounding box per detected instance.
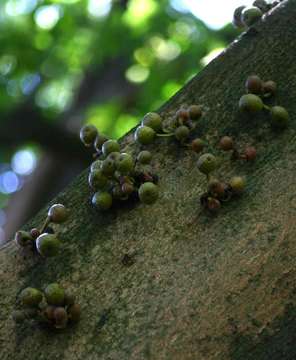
[19,287,43,307]
[36,233,61,257]
[101,158,116,176]
[239,94,263,113]
[137,150,152,164]
[232,5,246,28]
[270,106,289,128]
[138,182,159,205]
[142,112,162,132]
[94,134,108,152]
[135,126,156,145]
[241,6,263,27]
[68,303,81,322]
[45,283,65,306]
[219,136,234,151]
[116,153,134,174]
[15,230,33,247]
[107,151,121,162]
[191,138,205,153]
[53,307,68,329]
[48,204,68,224]
[197,153,217,175]
[102,140,120,156]
[90,160,103,172]
[188,105,202,120]
[174,125,190,141]
[80,125,97,146]
[245,75,262,94]
[229,176,246,194]
[92,191,113,210]
[88,169,108,189]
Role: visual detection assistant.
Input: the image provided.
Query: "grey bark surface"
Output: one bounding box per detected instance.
[1,1,296,359]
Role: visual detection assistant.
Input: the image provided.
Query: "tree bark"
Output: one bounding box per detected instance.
[1,1,296,359]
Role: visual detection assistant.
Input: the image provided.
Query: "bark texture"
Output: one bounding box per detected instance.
[1,1,296,359]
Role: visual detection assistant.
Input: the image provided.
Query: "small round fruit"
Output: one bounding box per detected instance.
[68,303,81,322]
[229,176,246,194]
[90,160,103,172]
[219,136,234,151]
[134,126,156,145]
[207,198,221,213]
[64,292,75,306]
[101,158,116,176]
[19,287,43,307]
[191,138,205,153]
[45,283,65,306]
[188,105,202,120]
[12,310,26,323]
[270,106,289,128]
[208,179,226,198]
[92,192,113,210]
[80,125,97,146]
[116,153,134,174]
[137,150,152,164]
[43,305,55,322]
[174,125,190,141]
[197,153,217,175]
[176,109,189,122]
[94,134,108,152]
[138,182,159,205]
[88,169,108,190]
[141,112,162,132]
[107,151,120,162]
[102,140,120,156]
[30,228,40,239]
[239,94,263,113]
[232,5,246,27]
[244,146,257,161]
[53,307,68,329]
[15,230,33,247]
[112,184,125,200]
[121,182,134,196]
[245,75,262,94]
[241,6,263,27]
[48,204,68,224]
[36,233,61,257]
[253,0,269,12]
[263,80,277,97]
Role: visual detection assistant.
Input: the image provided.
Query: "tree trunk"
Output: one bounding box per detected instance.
[1,1,296,359]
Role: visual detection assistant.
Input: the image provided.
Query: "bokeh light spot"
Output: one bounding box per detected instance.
[0,171,19,194]
[5,0,38,16]
[87,0,112,18]
[125,65,150,84]
[12,150,37,176]
[34,5,61,30]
